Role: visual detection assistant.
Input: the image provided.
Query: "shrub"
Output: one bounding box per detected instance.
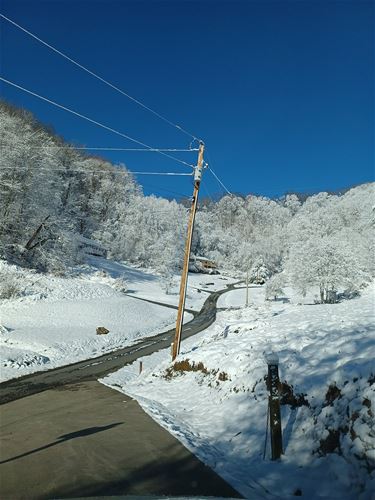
[0,271,23,299]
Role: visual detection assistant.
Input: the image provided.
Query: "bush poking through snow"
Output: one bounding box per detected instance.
[164,359,230,384]
[0,277,22,299]
[324,384,342,406]
[165,359,209,379]
[162,274,178,295]
[279,381,309,408]
[111,277,128,293]
[319,429,341,455]
[0,269,24,299]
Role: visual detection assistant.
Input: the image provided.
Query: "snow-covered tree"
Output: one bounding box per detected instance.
[265,273,285,301]
[286,232,371,302]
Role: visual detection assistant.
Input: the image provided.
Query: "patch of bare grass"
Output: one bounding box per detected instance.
[164,359,230,385]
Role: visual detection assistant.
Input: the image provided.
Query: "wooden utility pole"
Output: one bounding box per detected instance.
[245,269,249,307]
[172,141,205,361]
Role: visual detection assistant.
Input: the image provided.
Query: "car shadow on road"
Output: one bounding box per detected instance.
[0,422,123,465]
[44,440,243,499]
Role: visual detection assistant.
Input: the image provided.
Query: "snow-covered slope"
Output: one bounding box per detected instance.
[102,283,375,499]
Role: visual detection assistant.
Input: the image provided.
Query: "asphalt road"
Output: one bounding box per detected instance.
[0,281,243,499]
[0,380,241,499]
[0,282,239,405]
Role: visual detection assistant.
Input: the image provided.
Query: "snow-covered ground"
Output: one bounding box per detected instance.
[217,284,263,308]
[0,258,232,382]
[102,283,375,500]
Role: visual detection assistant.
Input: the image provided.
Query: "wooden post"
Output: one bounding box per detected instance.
[172,141,205,361]
[265,352,283,460]
[245,269,249,307]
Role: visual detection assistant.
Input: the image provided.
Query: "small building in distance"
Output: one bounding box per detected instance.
[76,235,108,258]
[189,255,218,274]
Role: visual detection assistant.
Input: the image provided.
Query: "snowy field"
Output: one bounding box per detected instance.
[0,258,233,382]
[102,283,375,500]
[217,284,264,308]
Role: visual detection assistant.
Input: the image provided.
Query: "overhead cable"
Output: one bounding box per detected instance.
[140,183,191,199]
[131,171,192,176]
[0,165,192,176]
[0,76,194,169]
[201,183,215,204]
[71,146,199,153]
[204,149,231,195]
[207,165,231,195]
[0,145,199,152]
[0,13,201,142]
[51,147,198,152]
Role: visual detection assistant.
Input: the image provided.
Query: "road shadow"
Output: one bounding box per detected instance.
[45,440,243,498]
[0,422,123,465]
[125,293,196,315]
[87,256,158,284]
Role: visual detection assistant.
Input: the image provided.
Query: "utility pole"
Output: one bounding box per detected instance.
[245,268,249,307]
[172,141,205,361]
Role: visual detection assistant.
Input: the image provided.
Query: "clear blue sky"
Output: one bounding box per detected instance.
[1,0,373,199]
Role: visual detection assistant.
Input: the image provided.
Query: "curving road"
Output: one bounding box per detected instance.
[0,281,244,499]
[0,282,241,404]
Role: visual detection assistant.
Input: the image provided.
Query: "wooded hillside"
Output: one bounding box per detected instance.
[1,100,373,299]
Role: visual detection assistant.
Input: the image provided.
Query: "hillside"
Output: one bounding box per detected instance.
[1,101,373,298]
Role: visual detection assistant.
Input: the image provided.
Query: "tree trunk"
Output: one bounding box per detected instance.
[320,285,325,304]
[25,216,50,251]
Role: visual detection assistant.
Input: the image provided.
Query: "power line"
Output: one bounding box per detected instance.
[204,148,231,195]
[75,147,199,152]
[0,165,193,176]
[140,182,191,199]
[0,144,199,152]
[207,165,231,195]
[132,172,192,176]
[200,182,215,204]
[48,147,198,152]
[0,13,201,142]
[0,76,194,169]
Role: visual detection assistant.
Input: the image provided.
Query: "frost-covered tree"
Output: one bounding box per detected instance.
[286,232,371,302]
[265,273,285,301]
[284,185,374,300]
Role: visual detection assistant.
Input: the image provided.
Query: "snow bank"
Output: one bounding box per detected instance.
[102,283,375,499]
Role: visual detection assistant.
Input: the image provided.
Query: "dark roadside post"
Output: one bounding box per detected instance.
[265,351,283,460]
